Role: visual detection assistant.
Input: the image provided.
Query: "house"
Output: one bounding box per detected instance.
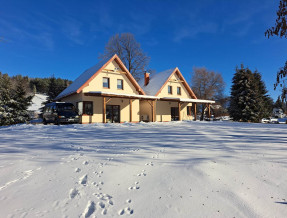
[27,93,48,119]
[55,54,215,123]
[138,68,214,122]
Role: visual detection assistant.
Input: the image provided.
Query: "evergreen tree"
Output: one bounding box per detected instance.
[229,65,271,122]
[0,74,16,126]
[12,78,33,123]
[253,72,273,118]
[46,76,58,103]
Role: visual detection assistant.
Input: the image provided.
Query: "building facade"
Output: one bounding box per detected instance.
[56,54,214,123]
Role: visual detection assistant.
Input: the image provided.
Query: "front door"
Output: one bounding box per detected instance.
[106,105,120,123]
[171,107,179,121]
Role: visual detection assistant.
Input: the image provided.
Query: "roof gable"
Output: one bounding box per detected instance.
[56,54,145,99]
[139,68,197,98]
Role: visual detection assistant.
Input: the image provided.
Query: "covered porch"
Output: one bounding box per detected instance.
[159,97,215,121]
[84,91,158,123]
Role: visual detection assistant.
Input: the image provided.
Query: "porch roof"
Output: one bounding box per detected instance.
[85,91,159,100]
[160,97,215,104]
[85,92,215,103]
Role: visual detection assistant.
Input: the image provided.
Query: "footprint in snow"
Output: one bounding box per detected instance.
[83,161,88,165]
[119,207,134,215]
[102,208,107,215]
[137,172,146,176]
[75,168,81,173]
[97,201,105,209]
[69,188,79,199]
[83,201,95,218]
[128,186,140,190]
[79,175,88,185]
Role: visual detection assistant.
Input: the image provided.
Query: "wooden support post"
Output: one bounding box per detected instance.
[152,101,155,122]
[103,97,106,123]
[129,99,132,122]
[147,100,156,122]
[193,103,197,121]
[207,103,211,119]
[178,102,182,121]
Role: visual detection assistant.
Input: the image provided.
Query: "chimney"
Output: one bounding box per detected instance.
[144,72,150,86]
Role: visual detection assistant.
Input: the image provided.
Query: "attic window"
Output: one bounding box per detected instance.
[177,87,181,95]
[103,77,110,89]
[168,85,172,94]
[117,79,123,90]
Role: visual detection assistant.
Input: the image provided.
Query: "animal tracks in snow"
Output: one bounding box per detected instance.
[79,174,88,185]
[83,201,96,218]
[118,207,134,216]
[69,188,79,199]
[145,162,154,166]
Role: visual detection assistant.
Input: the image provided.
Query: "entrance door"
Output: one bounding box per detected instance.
[171,107,179,121]
[106,105,120,123]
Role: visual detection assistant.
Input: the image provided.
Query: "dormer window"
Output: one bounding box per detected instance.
[103,77,110,88]
[117,79,123,90]
[168,86,172,94]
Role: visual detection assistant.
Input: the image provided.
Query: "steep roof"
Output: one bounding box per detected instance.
[138,69,175,96]
[138,68,197,98]
[56,54,145,100]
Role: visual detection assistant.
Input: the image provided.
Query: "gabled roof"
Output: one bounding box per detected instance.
[138,67,197,98]
[56,54,145,100]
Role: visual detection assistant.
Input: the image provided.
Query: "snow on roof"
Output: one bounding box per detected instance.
[138,68,176,96]
[161,97,215,104]
[56,57,110,100]
[87,91,159,99]
[27,94,48,112]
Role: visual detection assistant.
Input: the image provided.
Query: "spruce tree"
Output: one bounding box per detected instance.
[12,78,32,124]
[46,76,58,103]
[229,65,270,122]
[253,72,273,119]
[0,74,15,126]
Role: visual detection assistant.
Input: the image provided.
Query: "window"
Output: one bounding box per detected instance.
[117,79,123,90]
[83,101,93,115]
[168,85,172,94]
[103,77,110,88]
[187,106,192,116]
[177,87,181,95]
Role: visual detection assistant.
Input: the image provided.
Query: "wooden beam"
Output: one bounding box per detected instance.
[168,79,184,83]
[130,99,132,122]
[102,69,127,74]
[152,100,155,122]
[178,102,182,121]
[207,103,211,119]
[84,93,155,101]
[106,97,112,104]
[193,103,197,121]
[103,97,106,123]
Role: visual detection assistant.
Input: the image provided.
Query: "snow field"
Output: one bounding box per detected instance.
[0,121,287,217]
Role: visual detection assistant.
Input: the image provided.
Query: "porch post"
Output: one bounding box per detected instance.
[152,100,155,122]
[129,99,132,122]
[103,97,106,123]
[193,103,197,121]
[178,102,182,121]
[207,103,211,118]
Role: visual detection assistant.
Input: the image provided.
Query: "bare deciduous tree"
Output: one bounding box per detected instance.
[190,67,225,119]
[99,33,150,81]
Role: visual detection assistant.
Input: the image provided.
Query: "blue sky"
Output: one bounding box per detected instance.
[0,0,286,100]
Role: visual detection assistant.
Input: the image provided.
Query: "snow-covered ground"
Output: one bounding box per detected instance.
[0,121,287,218]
